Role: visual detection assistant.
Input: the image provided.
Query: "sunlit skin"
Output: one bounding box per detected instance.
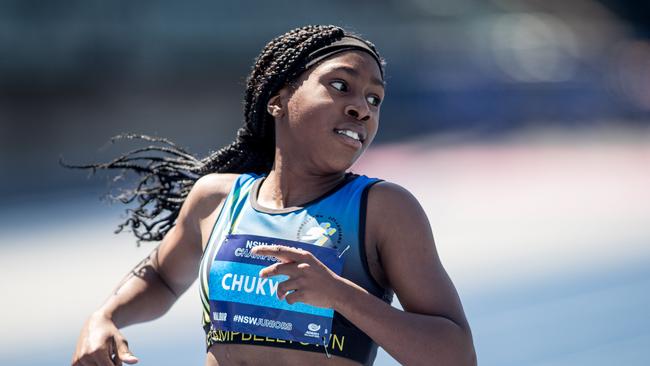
[208,51,389,366]
[258,50,384,210]
[205,51,476,365]
[71,50,476,366]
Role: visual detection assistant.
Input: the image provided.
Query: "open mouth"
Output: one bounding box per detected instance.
[333,128,364,143]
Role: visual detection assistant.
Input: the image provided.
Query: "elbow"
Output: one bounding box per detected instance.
[421,318,477,366]
[450,333,477,366]
[444,320,477,366]
[426,323,478,366]
[465,346,478,366]
[460,325,478,366]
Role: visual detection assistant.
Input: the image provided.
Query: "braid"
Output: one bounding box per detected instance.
[60,25,383,245]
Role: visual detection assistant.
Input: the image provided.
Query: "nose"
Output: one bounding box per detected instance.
[345,101,370,121]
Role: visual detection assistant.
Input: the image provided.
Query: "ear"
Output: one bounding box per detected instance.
[266,94,284,118]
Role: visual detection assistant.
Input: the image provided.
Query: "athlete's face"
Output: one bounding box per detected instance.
[269,50,385,173]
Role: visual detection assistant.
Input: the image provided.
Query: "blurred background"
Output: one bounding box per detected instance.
[1,0,649,365]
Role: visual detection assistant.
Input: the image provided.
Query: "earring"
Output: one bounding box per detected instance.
[267,105,283,117]
[267,95,284,117]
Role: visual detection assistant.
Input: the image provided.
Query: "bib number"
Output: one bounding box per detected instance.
[208,234,344,344]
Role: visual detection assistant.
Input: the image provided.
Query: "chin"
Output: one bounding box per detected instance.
[314,143,367,173]
[323,154,362,173]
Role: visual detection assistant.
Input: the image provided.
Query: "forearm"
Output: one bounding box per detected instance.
[96,247,178,328]
[334,279,476,366]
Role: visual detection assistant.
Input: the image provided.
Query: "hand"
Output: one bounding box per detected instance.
[71,311,139,366]
[251,245,354,309]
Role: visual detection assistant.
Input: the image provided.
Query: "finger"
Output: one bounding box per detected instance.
[90,347,114,366]
[75,352,100,366]
[114,336,139,365]
[251,245,312,263]
[284,289,306,305]
[71,352,84,366]
[71,356,92,366]
[276,278,302,300]
[107,337,121,366]
[259,262,302,278]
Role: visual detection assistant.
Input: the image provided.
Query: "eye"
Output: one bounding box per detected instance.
[367,95,381,107]
[329,80,348,92]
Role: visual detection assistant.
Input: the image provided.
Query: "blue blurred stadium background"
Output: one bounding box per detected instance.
[1,1,649,365]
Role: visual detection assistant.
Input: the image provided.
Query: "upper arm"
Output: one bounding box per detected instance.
[367,181,470,331]
[153,173,238,297]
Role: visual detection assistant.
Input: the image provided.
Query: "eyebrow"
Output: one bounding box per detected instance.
[323,65,386,89]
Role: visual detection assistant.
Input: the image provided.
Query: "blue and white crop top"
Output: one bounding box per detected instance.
[199,172,394,365]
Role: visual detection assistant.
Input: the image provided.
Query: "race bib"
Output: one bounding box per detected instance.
[208,234,345,345]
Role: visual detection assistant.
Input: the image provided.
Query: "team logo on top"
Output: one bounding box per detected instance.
[296,214,342,247]
[301,222,336,245]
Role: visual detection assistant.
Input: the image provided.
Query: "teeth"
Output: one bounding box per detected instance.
[336,129,361,141]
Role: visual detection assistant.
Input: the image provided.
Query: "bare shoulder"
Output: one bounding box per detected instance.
[156,172,239,267]
[366,180,421,211]
[180,173,241,222]
[366,180,428,236]
[150,173,241,295]
[364,180,440,285]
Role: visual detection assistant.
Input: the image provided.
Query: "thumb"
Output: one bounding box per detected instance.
[115,336,139,364]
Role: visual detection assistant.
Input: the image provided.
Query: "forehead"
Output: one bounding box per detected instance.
[304,51,384,88]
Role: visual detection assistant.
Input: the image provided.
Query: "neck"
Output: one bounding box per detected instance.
[257,150,347,210]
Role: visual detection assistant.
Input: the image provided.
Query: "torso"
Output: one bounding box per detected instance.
[196,173,389,366]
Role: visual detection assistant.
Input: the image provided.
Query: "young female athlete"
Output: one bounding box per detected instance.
[66,25,476,366]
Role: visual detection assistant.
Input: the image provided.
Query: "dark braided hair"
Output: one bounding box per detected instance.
[59,25,384,245]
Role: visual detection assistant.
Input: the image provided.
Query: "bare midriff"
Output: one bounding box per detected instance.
[205,343,363,366]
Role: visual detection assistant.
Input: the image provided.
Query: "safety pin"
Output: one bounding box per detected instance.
[322,333,332,359]
[337,245,350,258]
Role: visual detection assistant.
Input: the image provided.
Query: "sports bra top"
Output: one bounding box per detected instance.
[198,172,394,365]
